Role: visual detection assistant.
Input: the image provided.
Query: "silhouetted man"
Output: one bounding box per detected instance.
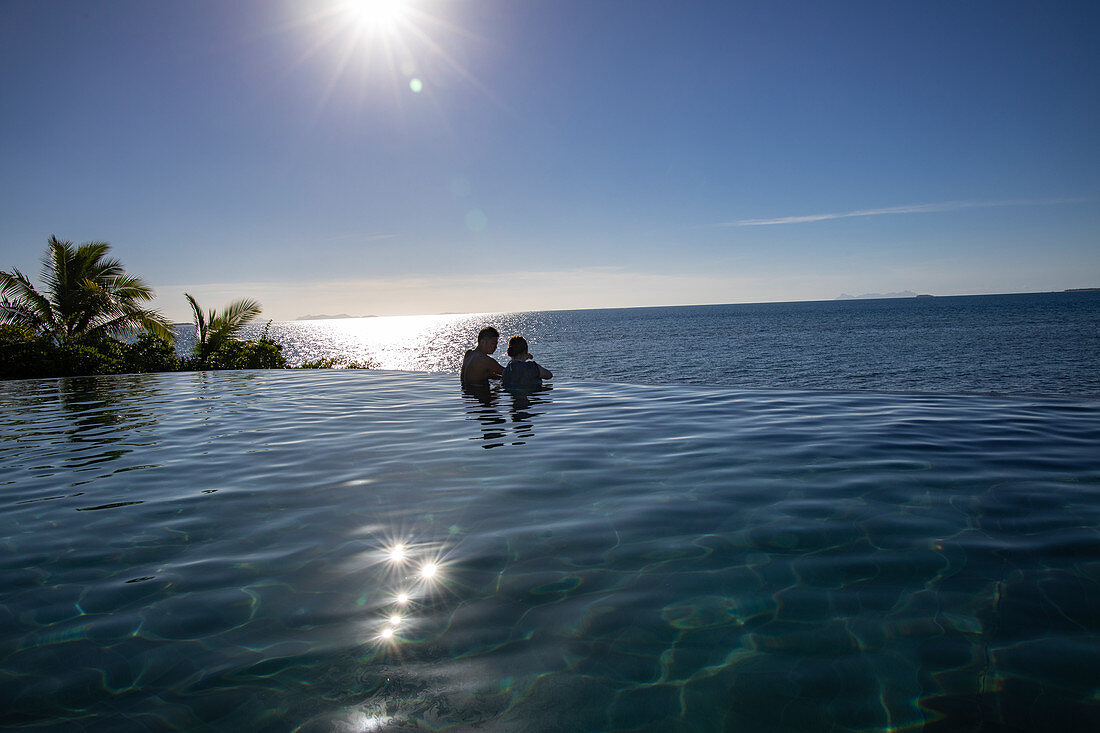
[460,326,503,386]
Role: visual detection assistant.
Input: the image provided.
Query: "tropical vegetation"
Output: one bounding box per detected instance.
[1,238,179,378]
[183,293,285,369]
[1,236,173,344]
[0,237,293,379]
[298,356,379,369]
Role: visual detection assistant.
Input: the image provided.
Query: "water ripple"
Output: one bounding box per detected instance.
[1,371,1098,730]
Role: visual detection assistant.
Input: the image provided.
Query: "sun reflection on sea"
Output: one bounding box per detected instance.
[263,313,488,371]
[248,311,554,372]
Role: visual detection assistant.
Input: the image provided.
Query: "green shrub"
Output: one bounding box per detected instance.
[201,337,288,370]
[298,356,377,369]
[0,326,58,379]
[1,324,291,379]
[0,328,186,379]
[299,357,341,369]
[57,341,124,376]
[124,334,182,373]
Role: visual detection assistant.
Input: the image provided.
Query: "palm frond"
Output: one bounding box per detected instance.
[196,298,262,359]
[10,237,171,344]
[91,309,175,343]
[0,300,47,335]
[0,268,59,338]
[185,292,210,357]
[211,298,263,336]
[104,273,156,303]
[137,312,175,342]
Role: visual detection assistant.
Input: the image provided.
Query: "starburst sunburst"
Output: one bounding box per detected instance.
[342,0,409,34]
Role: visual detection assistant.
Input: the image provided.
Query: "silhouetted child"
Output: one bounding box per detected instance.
[501,335,552,389]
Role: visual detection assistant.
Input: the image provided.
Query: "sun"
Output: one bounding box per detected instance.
[342,0,409,33]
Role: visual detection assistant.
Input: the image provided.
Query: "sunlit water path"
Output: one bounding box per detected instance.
[2,370,1098,730]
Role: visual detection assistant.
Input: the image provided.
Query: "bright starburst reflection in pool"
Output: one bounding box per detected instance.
[359,532,458,654]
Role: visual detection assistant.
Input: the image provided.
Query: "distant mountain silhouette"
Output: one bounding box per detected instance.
[835,291,919,300]
[295,314,376,321]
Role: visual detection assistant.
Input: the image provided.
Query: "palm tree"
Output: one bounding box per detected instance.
[185,292,263,364]
[0,236,173,344]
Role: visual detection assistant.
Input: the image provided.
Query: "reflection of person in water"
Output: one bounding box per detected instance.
[462,380,552,449]
[460,327,503,386]
[501,335,552,389]
[462,383,507,449]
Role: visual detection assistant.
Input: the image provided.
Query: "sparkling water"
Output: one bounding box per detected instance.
[198,291,1100,396]
[2,368,1098,731]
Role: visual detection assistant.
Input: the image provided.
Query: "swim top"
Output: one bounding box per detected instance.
[501,360,542,389]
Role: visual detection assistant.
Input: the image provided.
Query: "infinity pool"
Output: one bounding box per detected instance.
[2,371,1098,731]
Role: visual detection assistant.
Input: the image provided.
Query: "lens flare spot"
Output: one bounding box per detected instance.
[389,613,402,626]
[380,626,395,639]
[388,544,406,563]
[409,77,423,93]
[465,209,487,232]
[395,592,410,605]
[420,562,438,579]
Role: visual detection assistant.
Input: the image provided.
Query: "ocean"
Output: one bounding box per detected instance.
[201,291,1100,396]
[2,291,1098,731]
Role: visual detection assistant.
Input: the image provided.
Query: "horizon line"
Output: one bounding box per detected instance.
[159,288,1090,324]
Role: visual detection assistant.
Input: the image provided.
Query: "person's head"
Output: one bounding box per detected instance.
[477,326,499,353]
[506,335,529,358]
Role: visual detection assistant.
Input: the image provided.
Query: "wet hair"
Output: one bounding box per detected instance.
[506,335,529,358]
[477,326,499,342]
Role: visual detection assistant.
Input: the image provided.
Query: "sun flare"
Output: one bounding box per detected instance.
[343,0,409,33]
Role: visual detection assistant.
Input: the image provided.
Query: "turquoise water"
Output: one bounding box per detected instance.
[2,370,1098,730]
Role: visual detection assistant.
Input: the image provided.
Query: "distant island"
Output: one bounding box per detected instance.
[1065,287,1100,292]
[835,291,920,300]
[295,314,377,321]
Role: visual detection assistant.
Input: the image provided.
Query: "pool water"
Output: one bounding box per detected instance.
[1,370,1098,731]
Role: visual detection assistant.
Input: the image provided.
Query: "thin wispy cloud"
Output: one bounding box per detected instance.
[720,198,1086,227]
[316,233,399,243]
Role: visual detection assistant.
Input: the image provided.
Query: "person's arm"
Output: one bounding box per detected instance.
[488,357,504,379]
[535,362,552,379]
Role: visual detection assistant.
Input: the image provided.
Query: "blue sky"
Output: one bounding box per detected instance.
[2,0,1097,320]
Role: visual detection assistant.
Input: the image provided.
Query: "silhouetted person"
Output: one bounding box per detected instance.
[460,326,503,386]
[501,335,552,389]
